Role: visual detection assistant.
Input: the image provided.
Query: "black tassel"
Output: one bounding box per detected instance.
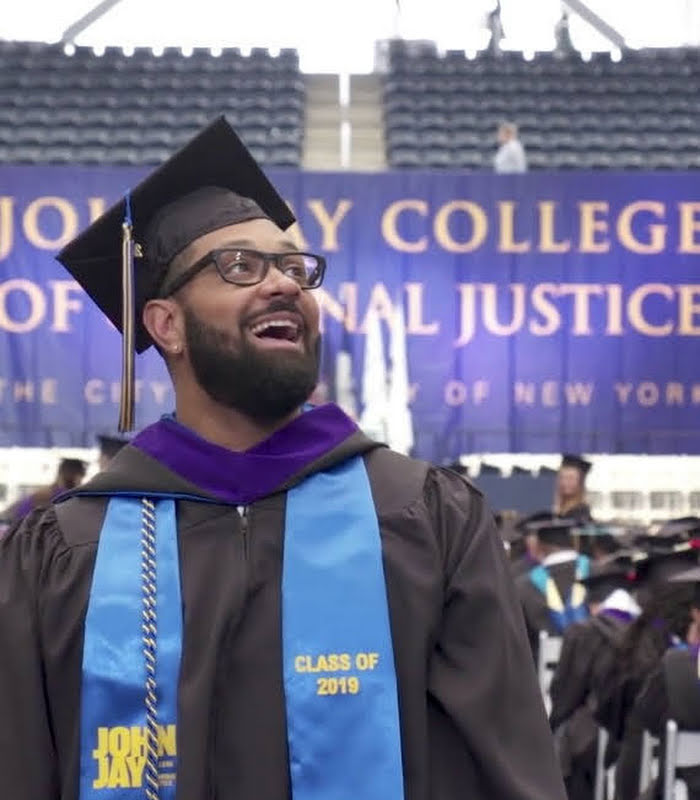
[119,195,135,432]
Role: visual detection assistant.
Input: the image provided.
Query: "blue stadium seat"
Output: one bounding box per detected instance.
[268,146,301,166]
[389,147,422,168]
[422,148,453,168]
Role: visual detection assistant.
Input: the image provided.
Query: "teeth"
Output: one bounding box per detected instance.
[250,319,300,337]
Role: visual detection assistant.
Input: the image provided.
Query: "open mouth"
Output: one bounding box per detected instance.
[249,317,302,344]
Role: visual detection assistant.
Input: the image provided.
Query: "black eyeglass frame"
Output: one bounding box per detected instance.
[159,248,327,297]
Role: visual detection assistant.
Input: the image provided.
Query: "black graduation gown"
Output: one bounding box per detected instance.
[560,504,593,524]
[0,435,566,800]
[511,553,538,580]
[595,629,669,800]
[516,557,581,661]
[633,649,700,800]
[550,614,630,800]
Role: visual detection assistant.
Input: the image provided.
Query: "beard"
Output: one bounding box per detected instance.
[183,305,320,424]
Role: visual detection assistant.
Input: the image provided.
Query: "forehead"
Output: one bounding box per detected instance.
[560,466,581,477]
[180,218,298,265]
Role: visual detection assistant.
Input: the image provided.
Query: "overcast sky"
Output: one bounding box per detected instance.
[4,0,700,72]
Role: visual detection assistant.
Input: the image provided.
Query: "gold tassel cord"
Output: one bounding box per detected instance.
[119,218,136,432]
[141,498,160,800]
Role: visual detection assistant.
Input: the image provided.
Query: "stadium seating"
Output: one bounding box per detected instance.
[0,41,304,166]
[383,41,700,170]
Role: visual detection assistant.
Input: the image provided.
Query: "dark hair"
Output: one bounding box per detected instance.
[618,584,695,678]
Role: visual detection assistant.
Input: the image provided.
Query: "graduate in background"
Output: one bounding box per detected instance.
[550,553,641,800]
[505,510,551,578]
[2,457,87,526]
[516,515,590,660]
[634,563,700,800]
[554,454,593,523]
[595,545,700,800]
[97,434,130,471]
[0,119,565,800]
[574,523,627,563]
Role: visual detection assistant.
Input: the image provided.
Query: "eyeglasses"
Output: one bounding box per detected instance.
[161,248,327,296]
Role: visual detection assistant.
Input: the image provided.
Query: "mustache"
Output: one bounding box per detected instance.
[243,299,306,328]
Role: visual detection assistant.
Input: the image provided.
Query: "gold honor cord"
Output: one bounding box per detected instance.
[543,576,586,614]
[141,498,160,799]
[119,217,136,432]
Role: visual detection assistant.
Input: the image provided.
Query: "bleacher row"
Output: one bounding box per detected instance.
[1,40,700,170]
[0,41,304,166]
[384,42,700,170]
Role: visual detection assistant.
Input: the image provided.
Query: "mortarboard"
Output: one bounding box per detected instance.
[669,564,700,584]
[561,454,592,476]
[523,514,577,547]
[580,551,637,602]
[631,542,700,590]
[632,520,698,552]
[575,522,631,554]
[57,115,295,431]
[658,517,700,539]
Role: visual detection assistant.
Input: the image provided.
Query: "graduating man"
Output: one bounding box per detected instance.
[0,118,565,800]
[516,514,591,659]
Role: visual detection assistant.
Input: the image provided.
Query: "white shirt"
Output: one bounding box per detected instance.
[494,138,528,173]
[600,588,641,618]
[542,549,579,567]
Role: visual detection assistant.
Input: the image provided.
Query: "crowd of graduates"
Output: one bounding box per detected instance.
[501,456,700,800]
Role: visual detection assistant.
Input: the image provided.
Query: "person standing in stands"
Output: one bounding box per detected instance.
[0,118,566,800]
[554,454,593,523]
[493,121,528,173]
[516,515,590,660]
[2,457,87,525]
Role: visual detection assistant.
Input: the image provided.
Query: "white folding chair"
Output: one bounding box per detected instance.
[663,719,700,800]
[595,727,617,800]
[538,631,562,711]
[640,729,660,795]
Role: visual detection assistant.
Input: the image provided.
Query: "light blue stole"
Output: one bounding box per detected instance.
[529,554,590,632]
[78,455,404,799]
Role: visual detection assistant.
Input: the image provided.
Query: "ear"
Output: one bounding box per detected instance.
[142,298,184,355]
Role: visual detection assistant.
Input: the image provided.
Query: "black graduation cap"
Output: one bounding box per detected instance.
[669,564,700,584]
[658,517,700,539]
[632,543,700,590]
[56,115,295,431]
[561,454,592,476]
[580,551,636,602]
[522,514,577,547]
[633,520,698,552]
[575,522,631,554]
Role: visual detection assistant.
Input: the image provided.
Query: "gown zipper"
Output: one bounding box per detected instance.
[210,504,249,799]
[237,505,249,558]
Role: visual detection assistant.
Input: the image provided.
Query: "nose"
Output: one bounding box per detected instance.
[258,262,303,298]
